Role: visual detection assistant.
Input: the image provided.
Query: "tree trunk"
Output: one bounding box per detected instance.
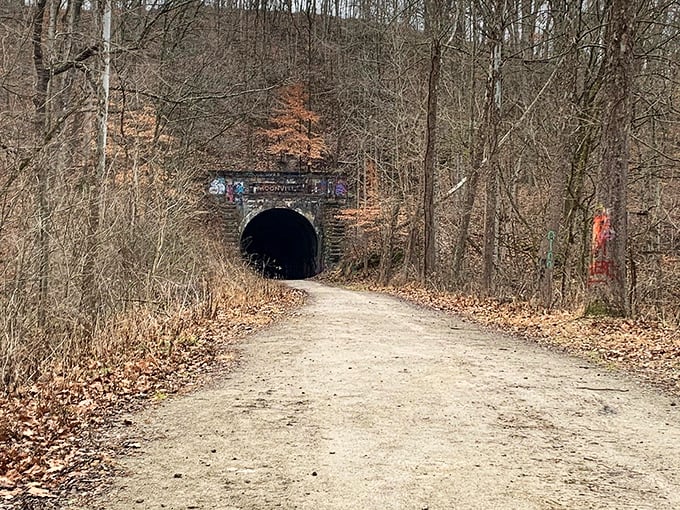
[585,0,636,317]
[379,199,400,285]
[32,0,50,330]
[451,2,502,287]
[482,161,499,295]
[482,38,502,296]
[422,37,441,282]
[538,4,578,308]
[80,0,111,322]
[451,169,480,281]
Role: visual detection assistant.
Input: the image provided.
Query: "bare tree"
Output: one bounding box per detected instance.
[422,0,445,281]
[585,0,639,316]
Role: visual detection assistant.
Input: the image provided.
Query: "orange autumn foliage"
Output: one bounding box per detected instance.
[261,83,327,163]
[337,157,382,231]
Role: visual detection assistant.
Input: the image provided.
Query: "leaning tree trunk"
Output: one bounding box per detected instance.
[451,36,498,284]
[585,0,636,317]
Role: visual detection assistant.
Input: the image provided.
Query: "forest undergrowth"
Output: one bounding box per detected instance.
[0,262,303,505]
[336,274,680,397]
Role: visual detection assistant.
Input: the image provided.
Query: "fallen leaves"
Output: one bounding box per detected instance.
[0,477,15,490]
[0,282,304,507]
[366,282,680,395]
[26,484,54,498]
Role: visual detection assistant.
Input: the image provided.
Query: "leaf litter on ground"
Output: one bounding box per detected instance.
[357,282,680,396]
[0,283,304,508]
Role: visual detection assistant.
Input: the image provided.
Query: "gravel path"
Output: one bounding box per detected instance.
[79,281,680,509]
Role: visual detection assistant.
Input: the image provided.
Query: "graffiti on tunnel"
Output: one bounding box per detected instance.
[208,171,349,277]
[209,173,348,201]
[240,208,319,279]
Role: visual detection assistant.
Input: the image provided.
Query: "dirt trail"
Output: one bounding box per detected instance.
[77,281,680,509]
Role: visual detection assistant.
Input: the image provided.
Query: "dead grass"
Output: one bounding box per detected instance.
[0,255,304,503]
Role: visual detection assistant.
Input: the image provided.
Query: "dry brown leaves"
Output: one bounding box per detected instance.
[365,283,680,395]
[0,285,304,506]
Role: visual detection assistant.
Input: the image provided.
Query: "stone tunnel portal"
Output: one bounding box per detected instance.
[240,208,319,279]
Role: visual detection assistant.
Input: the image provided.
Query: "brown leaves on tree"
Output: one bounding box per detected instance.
[261,83,327,165]
[335,158,406,271]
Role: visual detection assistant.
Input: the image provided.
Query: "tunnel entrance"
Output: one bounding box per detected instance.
[240,208,319,279]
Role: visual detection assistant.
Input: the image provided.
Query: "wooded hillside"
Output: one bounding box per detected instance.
[1,0,679,390]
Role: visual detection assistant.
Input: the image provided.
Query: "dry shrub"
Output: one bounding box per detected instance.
[0,130,287,393]
[0,244,298,495]
[89,250,287,369]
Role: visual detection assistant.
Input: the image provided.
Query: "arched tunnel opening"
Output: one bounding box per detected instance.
[240,208,320,279]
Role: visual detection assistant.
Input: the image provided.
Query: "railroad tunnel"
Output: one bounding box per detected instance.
[240,208,320,279]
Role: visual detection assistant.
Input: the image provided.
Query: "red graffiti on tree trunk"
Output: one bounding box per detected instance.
[588,209,616,285]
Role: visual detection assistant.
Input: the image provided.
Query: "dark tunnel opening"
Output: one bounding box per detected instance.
[240,208,319,279]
